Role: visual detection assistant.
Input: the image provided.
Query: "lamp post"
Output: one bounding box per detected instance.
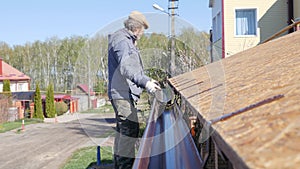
[153,2,177,77]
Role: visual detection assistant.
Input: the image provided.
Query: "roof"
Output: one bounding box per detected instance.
[11,91,35,101]
[41,94,79,100]
[168,31,300,168]
[0,60,30,81]
[77,84,95,96]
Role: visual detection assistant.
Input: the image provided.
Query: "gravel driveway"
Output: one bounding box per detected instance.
[0,113,115,169]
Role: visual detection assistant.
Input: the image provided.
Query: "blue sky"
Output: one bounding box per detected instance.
[0,0,211,46]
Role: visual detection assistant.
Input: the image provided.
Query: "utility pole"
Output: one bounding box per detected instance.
[153,1,179,77]
[169,0,178,77]
[86,41,91,109]
[88,54,91,109]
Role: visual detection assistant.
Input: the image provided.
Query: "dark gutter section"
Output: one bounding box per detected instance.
[133,96,203,168]
[288,0,294,33]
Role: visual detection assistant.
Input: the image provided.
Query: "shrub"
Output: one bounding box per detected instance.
[55,102,68,116]
[0,95,9,123]
[94,79,107,96]
[2,80,12,106]
[33,82,44,120]
[46,83,55,118]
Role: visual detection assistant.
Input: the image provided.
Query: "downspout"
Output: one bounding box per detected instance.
[210,29,213,63]
[221,0,225,58]
[288,0,294,33]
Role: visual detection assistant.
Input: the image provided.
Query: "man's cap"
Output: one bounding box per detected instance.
[129,11,149,29]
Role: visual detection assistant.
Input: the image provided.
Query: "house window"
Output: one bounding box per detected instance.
[235,9,257,36]
[18,83,24,91]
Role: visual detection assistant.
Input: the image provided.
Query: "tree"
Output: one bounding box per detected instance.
[0,29,210,93]
[33,82,44,120]
[46,83,55,117]
[2,79,12,106]
[2,79,11,96]
[94,79,107,96]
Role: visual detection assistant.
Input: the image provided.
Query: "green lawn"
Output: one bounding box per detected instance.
[61,146,113,169]
[0,118,43,133]
[81,104,114,114]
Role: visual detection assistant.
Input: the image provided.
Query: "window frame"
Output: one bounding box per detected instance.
[234,8,258,37]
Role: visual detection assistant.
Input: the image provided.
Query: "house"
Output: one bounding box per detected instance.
[168,31,300,168]
[209,0,300,60]
[0,58,30,92]
[0,58,31,120]
[73,84,97,111]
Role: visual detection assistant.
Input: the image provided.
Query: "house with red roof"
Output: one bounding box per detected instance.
[0,58,31,120]
[73,84,97,111]
[0,58,31,92]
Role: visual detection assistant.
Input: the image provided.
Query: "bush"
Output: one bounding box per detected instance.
[55,102,68,116]
[94,79,107,96]
[2,80,12,106]
[145,68,170,88]
[0,95,9,123]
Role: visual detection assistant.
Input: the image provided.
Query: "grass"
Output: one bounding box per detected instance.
[96,130,115,138]
[61,146,113,169]
[0,118,43,133]
[81,104,114,114]
[0,104,114,133]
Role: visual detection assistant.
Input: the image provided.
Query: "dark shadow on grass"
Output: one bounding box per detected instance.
[86,162,114,169]
[84,118,116,124]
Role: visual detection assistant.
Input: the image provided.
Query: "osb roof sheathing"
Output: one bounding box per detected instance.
[168,31,300,169]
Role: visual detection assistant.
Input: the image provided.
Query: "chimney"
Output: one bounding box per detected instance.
[0,58,2,76]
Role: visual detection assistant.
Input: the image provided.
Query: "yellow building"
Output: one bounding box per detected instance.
[209,0,300,60]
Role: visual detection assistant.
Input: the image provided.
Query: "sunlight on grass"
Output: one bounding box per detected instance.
[0,118,43,133]
[61,146,113,169]
[81,104,114,114]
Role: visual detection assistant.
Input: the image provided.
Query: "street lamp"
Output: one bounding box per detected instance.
[153,3,169,15]
[152,2,177,77]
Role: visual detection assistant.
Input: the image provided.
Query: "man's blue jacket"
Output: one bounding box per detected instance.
[108,28,150,101]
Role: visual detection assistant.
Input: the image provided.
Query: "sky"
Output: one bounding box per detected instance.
[0,0,211,46]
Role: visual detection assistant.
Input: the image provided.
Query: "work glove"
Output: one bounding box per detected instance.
[145,79,161,93]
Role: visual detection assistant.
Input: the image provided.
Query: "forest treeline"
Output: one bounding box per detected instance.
[0,28,211,93]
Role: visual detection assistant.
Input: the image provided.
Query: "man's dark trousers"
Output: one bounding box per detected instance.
[111,99,139,169]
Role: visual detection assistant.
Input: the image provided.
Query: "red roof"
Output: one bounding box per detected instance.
[0,59,30,81]
[77,84,95,95]
[41,94,79,100]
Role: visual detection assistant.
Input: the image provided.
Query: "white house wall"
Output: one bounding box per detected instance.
[257,0,289,42]
[223,0,288,57]
[212,0,222,17]
[0,81,29,92]
[295,0,300,19]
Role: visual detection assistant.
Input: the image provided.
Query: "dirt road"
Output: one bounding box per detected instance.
[0,113,115,169]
